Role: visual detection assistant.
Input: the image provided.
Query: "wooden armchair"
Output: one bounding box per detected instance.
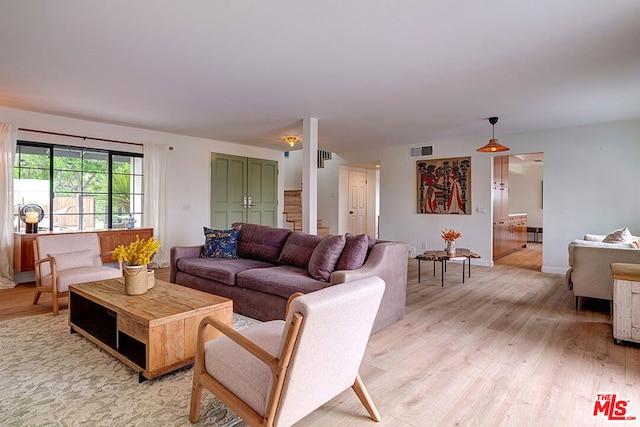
[189,276,386,427]
[33,233,123,315]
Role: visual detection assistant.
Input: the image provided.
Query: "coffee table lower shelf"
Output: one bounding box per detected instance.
[69,278,232,381]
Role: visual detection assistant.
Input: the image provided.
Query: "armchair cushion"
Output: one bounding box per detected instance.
[48,249,97,271]
[41,266,122,293]
[204,320,285,416]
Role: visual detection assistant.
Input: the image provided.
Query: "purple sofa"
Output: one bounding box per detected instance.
[170,222,408,333]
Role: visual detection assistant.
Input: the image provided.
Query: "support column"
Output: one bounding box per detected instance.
[302,118,318,234]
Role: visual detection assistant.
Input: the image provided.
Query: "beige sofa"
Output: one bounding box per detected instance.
[565,233,640,308]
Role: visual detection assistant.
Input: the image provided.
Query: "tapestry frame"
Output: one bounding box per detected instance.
[417,157,471,214]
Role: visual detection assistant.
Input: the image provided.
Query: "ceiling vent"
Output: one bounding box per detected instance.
[409,146,433,157]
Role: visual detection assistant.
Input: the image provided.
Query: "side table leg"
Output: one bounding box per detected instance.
[462,260,466,284]
[433,260,436,276]
[418,259,421,283]
[441,260,445,287]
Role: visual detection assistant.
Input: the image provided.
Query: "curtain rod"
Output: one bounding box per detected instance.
[18,128,143,147]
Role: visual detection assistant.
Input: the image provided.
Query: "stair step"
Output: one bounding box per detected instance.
[285,213,302,221]
[282,189,330,235]
[317,227,331,237]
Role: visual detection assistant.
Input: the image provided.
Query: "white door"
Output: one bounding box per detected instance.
[348,169,367,234]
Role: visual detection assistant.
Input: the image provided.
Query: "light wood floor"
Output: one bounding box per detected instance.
[2,244,637,426]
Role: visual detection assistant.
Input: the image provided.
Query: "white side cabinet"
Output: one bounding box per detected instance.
[611,263,640,345]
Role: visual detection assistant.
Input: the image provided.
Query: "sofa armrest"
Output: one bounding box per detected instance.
[170,245,203,283]
[567,241,640,301]
[330,241,408,332]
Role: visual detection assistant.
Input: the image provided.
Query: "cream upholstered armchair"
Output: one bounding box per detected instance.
[189,276,386,427]
[33,233,123,315]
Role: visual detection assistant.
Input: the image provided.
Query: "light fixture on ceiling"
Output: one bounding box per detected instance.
[284,136,301,147]
[476,117,510,153]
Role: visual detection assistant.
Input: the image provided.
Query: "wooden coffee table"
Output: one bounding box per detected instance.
[69,277,232,381]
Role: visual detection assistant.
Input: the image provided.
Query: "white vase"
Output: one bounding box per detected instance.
[446,240,456,256]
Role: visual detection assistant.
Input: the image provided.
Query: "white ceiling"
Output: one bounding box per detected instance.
[1,1,639,153]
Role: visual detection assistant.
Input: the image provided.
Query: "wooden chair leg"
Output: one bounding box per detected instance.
[32,290,41,305]
[189,380,203,423]
[351,373,381,422]
[52,291,59,316]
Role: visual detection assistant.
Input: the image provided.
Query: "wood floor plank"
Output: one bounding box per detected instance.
[4,244,640,425]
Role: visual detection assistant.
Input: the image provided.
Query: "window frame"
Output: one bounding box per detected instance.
[14,140,144,232]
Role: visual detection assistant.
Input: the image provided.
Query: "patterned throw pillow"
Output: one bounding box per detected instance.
[201,226,240,259]
[602,227,633,244]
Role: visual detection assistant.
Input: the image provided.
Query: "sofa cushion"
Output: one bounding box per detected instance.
[603,227,634,244]
[335,233,369,271]
[278,231,323,269]
[201,226,240,259]
[237,265,327,298]
[233,222,291,263]
[177,257,273,286]
[308,235,346,281]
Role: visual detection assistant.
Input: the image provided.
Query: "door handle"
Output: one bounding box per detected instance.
[243,196,247,208]
[247,197,253,208]
[349,211,354,214]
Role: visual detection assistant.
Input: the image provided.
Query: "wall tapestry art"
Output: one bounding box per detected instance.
[417,157,471,214]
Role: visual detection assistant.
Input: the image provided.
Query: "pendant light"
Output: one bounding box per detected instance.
[476,117,509,152]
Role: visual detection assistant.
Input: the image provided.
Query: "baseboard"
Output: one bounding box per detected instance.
[541,266,568,275]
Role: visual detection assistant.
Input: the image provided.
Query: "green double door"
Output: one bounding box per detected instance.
[210,153,278,229]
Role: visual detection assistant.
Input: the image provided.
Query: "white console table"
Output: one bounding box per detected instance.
[611,263,640,345]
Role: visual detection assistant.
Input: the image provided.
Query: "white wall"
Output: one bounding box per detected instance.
[282,149,302,190]
[5,106,639,275]
[334,119,640,274]
[509,163,544,228]
[1,107,285,254]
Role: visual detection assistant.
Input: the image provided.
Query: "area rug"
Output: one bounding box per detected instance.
[0,312,259,426]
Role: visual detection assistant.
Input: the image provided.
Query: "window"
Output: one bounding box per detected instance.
[13,141,143,232]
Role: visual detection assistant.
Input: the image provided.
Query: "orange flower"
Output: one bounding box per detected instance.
[441,228,461,242]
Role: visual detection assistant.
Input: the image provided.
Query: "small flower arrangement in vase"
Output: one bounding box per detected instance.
[112,236,161,295]
[441,228,461,256]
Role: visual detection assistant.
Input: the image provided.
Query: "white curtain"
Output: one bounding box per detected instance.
[143,142,169,267]
[0,124,17,288]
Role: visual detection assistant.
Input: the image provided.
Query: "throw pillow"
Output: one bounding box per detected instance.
[603,227,633,244]
[278,231,324,269]
[335,233,369,271]
[201,226,240,259]
[308,235,346,281]
[48,249,96,271]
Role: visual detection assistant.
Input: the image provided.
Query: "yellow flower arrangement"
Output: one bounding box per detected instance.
[441,228,461,242]
[112,236,162,266]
